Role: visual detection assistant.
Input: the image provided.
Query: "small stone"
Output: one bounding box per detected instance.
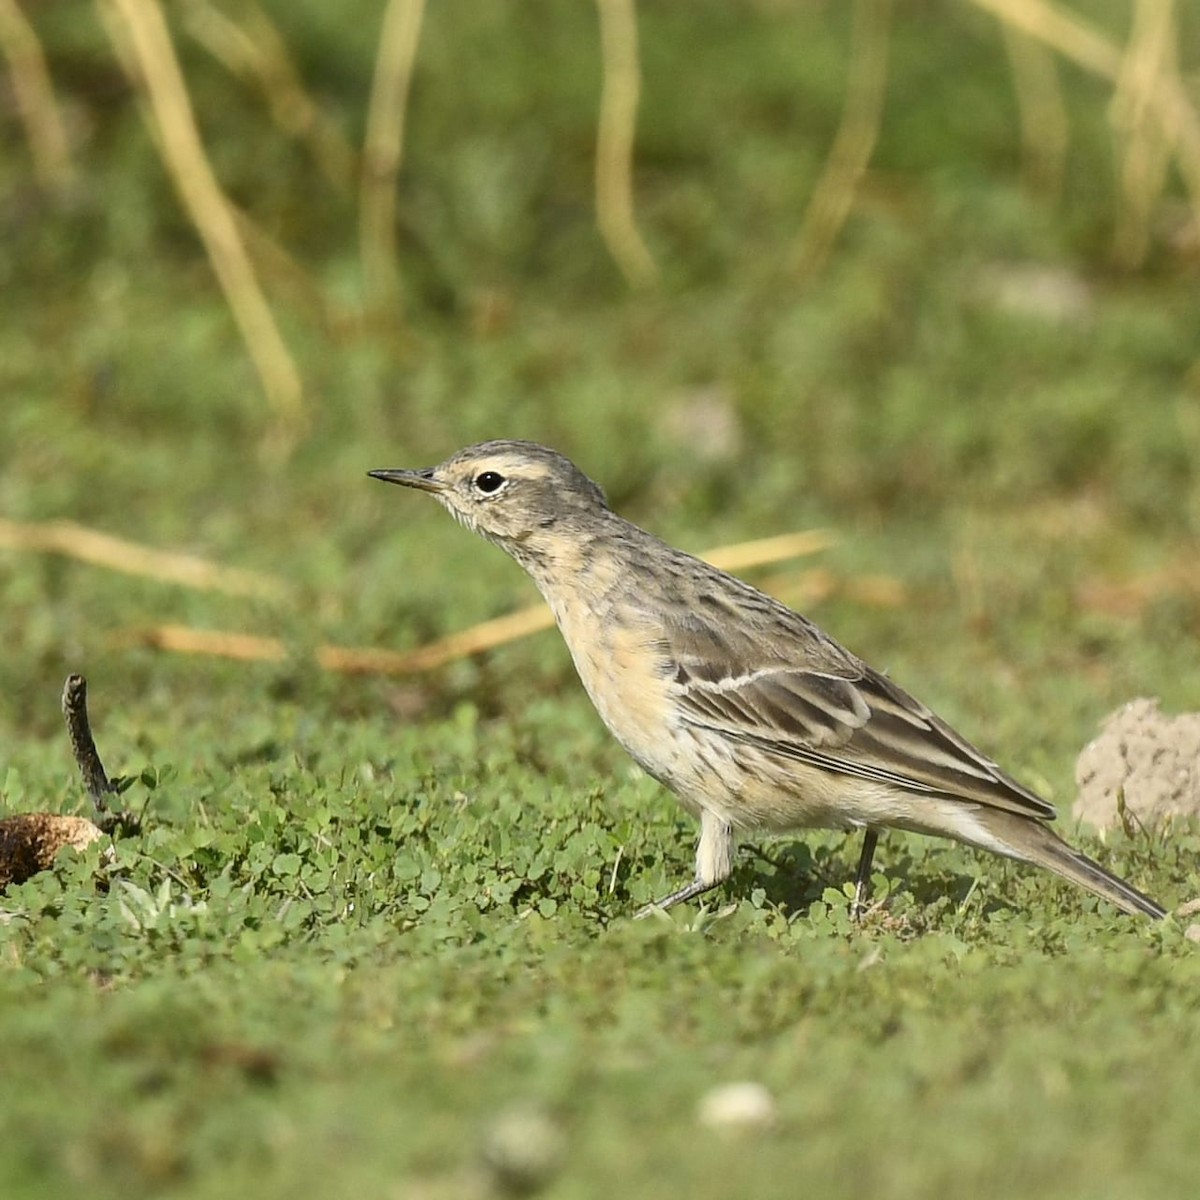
[659,386,743,462]
[479,1106,565,1195]
[974,262,1094,323]
[697,1081,777,1131]
[1184,924,1200,945]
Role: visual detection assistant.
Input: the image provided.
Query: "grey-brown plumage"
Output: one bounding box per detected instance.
[370,440,1167,921]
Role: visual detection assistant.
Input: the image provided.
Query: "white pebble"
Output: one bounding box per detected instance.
[697,1081,777,1131]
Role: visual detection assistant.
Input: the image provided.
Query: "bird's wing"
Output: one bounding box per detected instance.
[667,611,1056,821]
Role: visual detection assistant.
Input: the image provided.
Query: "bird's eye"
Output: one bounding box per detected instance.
[474,471,506,494]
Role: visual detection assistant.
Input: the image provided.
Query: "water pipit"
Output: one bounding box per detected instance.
[371,441,1166,921]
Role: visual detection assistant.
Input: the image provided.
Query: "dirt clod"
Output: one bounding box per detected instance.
[0,813,105,891]
[1074,698,1200,830]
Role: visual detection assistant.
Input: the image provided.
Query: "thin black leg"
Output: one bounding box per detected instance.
[850,828,880,921]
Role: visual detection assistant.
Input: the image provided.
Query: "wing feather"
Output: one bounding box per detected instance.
[669,613,1054,820]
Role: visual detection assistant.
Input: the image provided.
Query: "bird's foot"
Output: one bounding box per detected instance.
[633,877,719,919]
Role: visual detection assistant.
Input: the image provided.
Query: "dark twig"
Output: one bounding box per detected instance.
[62,674,114,810]
[61,674,141,836]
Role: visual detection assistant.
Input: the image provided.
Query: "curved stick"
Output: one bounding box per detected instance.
[61,674,114,812]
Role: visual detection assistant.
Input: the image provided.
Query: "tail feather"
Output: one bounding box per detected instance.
[973,810,1167,920]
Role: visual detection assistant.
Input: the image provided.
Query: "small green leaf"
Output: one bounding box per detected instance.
[272,853,301,877]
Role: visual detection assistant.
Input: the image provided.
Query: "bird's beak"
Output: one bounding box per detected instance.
[368,467,446,494]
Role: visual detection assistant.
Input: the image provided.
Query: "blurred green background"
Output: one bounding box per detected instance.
[2,2,1200,1197]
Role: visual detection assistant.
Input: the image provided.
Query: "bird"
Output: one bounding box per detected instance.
[369,440,1167,921]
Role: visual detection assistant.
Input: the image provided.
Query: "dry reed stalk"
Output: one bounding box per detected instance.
[359,0,425,317]
[132,529,834,676]
[595,0,657,287]
[181,0,357,191]
[697,528,833,573]
[793,0,892,281]
[756,566,907,611]
[1000,20,1067,199]
[970,0,1200,239]
[0,516,285,600]
[132,623,473,675]
[0,0,76,190]
[968,0,1122,75]
[97,0,305,441]
[1111,0,1176,267]
[138,625,289,663]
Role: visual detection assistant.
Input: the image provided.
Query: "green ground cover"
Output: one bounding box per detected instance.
[2,2,1199,1196]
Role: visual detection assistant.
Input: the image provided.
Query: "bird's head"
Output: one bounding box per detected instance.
[369,440,611,562]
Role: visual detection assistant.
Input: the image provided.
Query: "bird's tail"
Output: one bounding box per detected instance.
[973,809,1167,920]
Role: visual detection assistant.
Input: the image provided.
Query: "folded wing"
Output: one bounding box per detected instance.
[668,612,1055,821]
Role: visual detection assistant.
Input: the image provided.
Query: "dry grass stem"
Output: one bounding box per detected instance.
[0,0,77,191]
[97,0,305,439]
[968,0,1122,76]
[698,529,833,573]
[1111,0,1176,267]
[359,0,425,316]
[0,516,285,600]
[971,0,1200,241]
[137,624,289,664]
[760,567,907,612]
[181,0,357,190]
[323,606,558,675]
[132,620,519,674]
[595,0,657,287]
[1000,21,1067,199]
[793,0,892,281]
[133,528,834,675]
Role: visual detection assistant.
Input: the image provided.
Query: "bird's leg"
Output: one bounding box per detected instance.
[850,828,880,921]
[635,810,734,919]
[634,877,721,918]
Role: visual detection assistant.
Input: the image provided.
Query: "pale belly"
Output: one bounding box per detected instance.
[545,586,993,845]
[548,592,847,830]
